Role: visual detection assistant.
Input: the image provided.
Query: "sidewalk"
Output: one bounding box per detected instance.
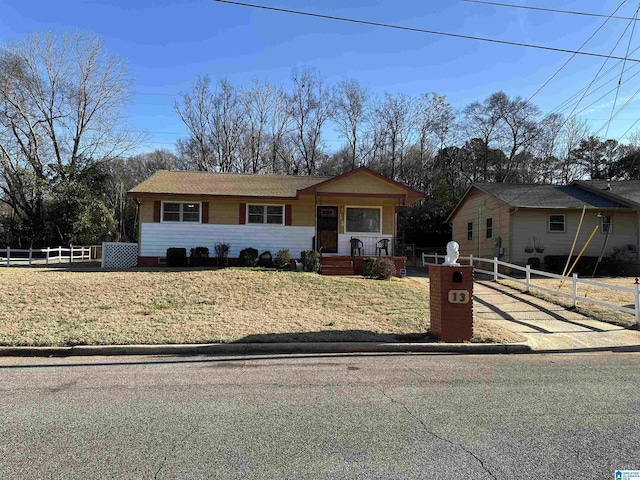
[473,280,640,352]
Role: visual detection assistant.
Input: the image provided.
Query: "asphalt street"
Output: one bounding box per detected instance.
[1,353,639,479]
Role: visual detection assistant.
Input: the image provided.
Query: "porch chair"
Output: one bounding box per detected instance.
[375,238,390,256]
[350,237,363,257]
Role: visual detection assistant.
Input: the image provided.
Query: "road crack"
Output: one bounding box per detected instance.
[153,430,197,480]
[364,378,498,480]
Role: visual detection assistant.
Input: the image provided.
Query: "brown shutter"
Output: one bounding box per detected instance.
[239,203,246,224]
[285,204,292,226]
[202,202,209,224]
[153,201,161,223]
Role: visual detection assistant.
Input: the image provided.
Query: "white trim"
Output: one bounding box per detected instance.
[161,201,202,224]
[548,213,566,233]
[246,203,285,226]
[600,214,613,234]
[344,205,383,235]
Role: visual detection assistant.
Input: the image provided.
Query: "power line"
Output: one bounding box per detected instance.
[211,0,640,62]
[527,0,630,103]
[464,0,640,21]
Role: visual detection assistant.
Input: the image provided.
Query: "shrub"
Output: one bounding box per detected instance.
[214,242,230,266]
[275,249,292,269]
[166,247,187,267]
[238,247,259,267]
[361,257,376,278]
[600,245,637,276]
[372,257,396,280]
[300,250,320,273]
[258,250,273,268]
[189,246,209,266]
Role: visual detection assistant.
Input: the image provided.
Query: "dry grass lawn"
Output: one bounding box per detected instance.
[0,265,522,346]
[500,276,639,328]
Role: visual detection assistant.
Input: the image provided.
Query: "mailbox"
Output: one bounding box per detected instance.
[429,264,474,342]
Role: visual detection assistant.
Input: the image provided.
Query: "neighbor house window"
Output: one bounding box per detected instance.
[247,205,284,225]
[467,222,473,241]
[345,207,381,233]
[549,214,565,232]
[601,215,612,233]
[486,217,493,239]
[162,202,201,222]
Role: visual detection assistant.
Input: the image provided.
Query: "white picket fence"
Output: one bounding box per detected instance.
[0,245,93,266]
[422,253,640,325]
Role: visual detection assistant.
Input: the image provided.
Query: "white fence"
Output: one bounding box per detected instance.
[422,253,640,325]
[0,245,93,267]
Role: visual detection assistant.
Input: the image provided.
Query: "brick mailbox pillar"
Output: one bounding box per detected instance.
[429,265,474,342]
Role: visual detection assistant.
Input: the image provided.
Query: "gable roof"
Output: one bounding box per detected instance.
[573,180,640,208]
[447,182,628,223]
[128,166,426,201]
[128,170,330,198]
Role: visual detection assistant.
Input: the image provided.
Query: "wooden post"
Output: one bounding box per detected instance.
[58,246,62,264]
[6,246,10,267]
[45,247,50,265]
[28,246,32,266]
[469,254,474,267]
[493,257,498,281]
[526,264,531,293]
[70,244,73,264]
[572,274,578,308]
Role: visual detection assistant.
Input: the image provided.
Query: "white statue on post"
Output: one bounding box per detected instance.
[443,241,460,266]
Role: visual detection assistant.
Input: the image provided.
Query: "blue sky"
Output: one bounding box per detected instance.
[2,0,640,153]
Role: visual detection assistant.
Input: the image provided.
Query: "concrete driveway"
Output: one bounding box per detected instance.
[473,280,640,352]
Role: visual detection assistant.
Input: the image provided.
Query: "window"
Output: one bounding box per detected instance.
[345,207,381,233]
[467,222,473,241]
[247,205,284,225]
[162,202,201,222]
[485,217,493,239]
[601,215,612,233]
[549,214,565,232]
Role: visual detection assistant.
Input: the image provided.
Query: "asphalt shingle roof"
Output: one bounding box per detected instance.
[473,183,626,209]
[574,180,640,207]
[128,170,331,198]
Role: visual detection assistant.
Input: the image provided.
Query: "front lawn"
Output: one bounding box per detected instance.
[1,266,522,346]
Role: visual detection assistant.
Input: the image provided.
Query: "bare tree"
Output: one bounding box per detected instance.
[332,79,369,170]
[0,32,137,242]
[289,67,333,175]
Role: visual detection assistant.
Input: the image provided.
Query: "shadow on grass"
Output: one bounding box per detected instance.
[234,330,433,344]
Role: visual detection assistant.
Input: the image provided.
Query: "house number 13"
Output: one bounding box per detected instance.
[448,290,470,304]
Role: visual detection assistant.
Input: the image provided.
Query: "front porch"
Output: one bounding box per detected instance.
[321,254,407,277]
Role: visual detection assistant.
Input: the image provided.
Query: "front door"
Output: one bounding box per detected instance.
[316,206,338,253]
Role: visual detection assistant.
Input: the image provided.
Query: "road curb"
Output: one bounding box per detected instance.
[0,342,532,357]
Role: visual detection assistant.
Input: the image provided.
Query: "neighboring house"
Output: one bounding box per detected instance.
[447,181,640,265]
[128,166,425,266]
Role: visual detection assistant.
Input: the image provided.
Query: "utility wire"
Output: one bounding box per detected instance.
[464,0,640,21]
[603,3,640,139]
[527,0,630,102]
[211,0,640,62]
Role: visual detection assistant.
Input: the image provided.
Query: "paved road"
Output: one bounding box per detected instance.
[1,353,639,479]
[474,281,640,351]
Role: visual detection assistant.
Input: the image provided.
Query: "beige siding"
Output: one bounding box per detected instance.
[451,189,511,258]
[511,208,638,264]
[316,171,406,195]
[316,196,397,235]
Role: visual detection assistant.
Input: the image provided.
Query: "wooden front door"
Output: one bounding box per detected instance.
[317,206,338,253]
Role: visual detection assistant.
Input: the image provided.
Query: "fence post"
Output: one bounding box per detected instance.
[634,278,639,326]
[45,247,50,265]
[70,244,73,264]
[58,246,62,264]
[469,254,473,267]
[434,253,438,265]
[526,264,531,292]
[28,246,32,266]
[6,246,10,267]
[493,257,498,281]
[572,273,578,308]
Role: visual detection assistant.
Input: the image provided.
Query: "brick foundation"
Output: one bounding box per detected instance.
[429,265,474,342]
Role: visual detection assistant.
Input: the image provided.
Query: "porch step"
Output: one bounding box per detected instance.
[321,256,355,276]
